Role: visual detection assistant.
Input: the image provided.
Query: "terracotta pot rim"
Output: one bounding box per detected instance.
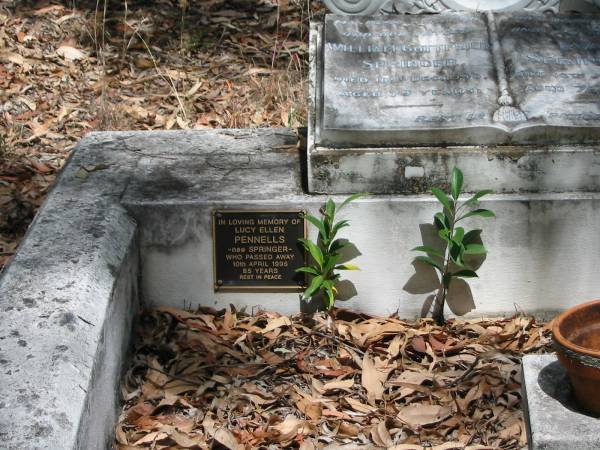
[552,299,600,359]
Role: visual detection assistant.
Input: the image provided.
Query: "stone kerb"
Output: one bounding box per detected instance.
[522,354,600,449]
[0,129,303,450]
[0,132,140,450]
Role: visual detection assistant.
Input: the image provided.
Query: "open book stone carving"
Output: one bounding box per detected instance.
[317,13,600,146]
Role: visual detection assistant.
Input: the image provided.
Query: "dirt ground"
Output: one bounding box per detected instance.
[0,0,316,271]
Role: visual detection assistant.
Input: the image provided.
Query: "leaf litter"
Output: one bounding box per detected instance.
[0,0,319,272]
[116,307,553,449]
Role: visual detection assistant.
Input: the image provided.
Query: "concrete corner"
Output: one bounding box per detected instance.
[522,354,600,450]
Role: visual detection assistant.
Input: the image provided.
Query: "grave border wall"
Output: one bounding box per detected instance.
[2,129,600,448]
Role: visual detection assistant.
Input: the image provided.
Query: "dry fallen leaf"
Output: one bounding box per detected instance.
[271,415,314,443]
[213,428,241,450]
[397,404,453,429]
[56,45,87,61]
[361,352,392,404]
[0,51,25,66]
[371,420,393,447]
[115,307,550,449]
[260,315,292,334]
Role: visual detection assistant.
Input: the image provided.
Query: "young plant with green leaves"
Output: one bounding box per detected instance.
[297,193,365,310]
[413,168,495,325]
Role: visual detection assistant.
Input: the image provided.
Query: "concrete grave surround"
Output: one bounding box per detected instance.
[522,354,600,449]
[1,129,600,448]
[308,12,600,193]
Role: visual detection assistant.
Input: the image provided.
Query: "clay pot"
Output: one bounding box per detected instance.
[553,299,600,415]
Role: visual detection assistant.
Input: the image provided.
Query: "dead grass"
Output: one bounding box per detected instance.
[0,0,319,271]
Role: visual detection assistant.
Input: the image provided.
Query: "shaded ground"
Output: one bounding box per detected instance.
[0,0,315,270]
[116,307,553,449]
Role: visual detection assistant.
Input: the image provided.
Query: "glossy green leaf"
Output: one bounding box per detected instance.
[464,243,487,254]
[449,241,462,265]
[438,228,451,243]
[339,192,368,211]
[434,212,450,231]
[451,167,464,200]
[321,279,333,289]
[462,229,482,245]
[323,214,332,238]
[411,245,444,258]
[452,270,479,278]
[303,274,324,298]
[415,255,444,272]
[322,253,340,274]
[453,227,465,243]
[330,239,351,253]
[331,220,350,239]
[324,286,335,310]
[335,263,360,270]
[304,215,327,240]
[457,208,496,221]
[465,189,493,205]
[295,266,319,275]
[298,238,324,268]
[325,199,335,220]
[431,187,452,211]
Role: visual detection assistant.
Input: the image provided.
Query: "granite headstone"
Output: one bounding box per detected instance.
[316,13,600,146]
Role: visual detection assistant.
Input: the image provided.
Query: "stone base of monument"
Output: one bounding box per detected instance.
[522,354,600,450]
[2,129,600,449]
[307,143,600,194]
[308,14,600,194]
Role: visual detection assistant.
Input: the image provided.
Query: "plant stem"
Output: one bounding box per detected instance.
[433,201,457,326]
[432,286,446,326]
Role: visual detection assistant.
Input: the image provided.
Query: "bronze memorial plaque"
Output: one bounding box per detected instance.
[212,210,307,291]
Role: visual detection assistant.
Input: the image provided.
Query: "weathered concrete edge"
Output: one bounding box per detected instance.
[0,128,299,449]
[309,144,600,194]
[522,354,600,450]
[307,21,322,193]
[0,132,141,450]
[125,192,600,318]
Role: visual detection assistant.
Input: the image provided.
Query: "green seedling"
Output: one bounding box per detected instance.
[413,167,495,325]
[297,193,366,310]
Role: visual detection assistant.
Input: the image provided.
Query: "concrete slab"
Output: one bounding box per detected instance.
[0,129,303,450]
[308,144,600,195]
[522,354,600,450]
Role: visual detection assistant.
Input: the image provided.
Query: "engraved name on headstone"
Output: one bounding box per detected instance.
[323,14,496,132]
[317,13,600,146]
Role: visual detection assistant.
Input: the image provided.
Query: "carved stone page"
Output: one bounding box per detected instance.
[320,14,502,145]
[316,12,600,146]
[497,13,600,137]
